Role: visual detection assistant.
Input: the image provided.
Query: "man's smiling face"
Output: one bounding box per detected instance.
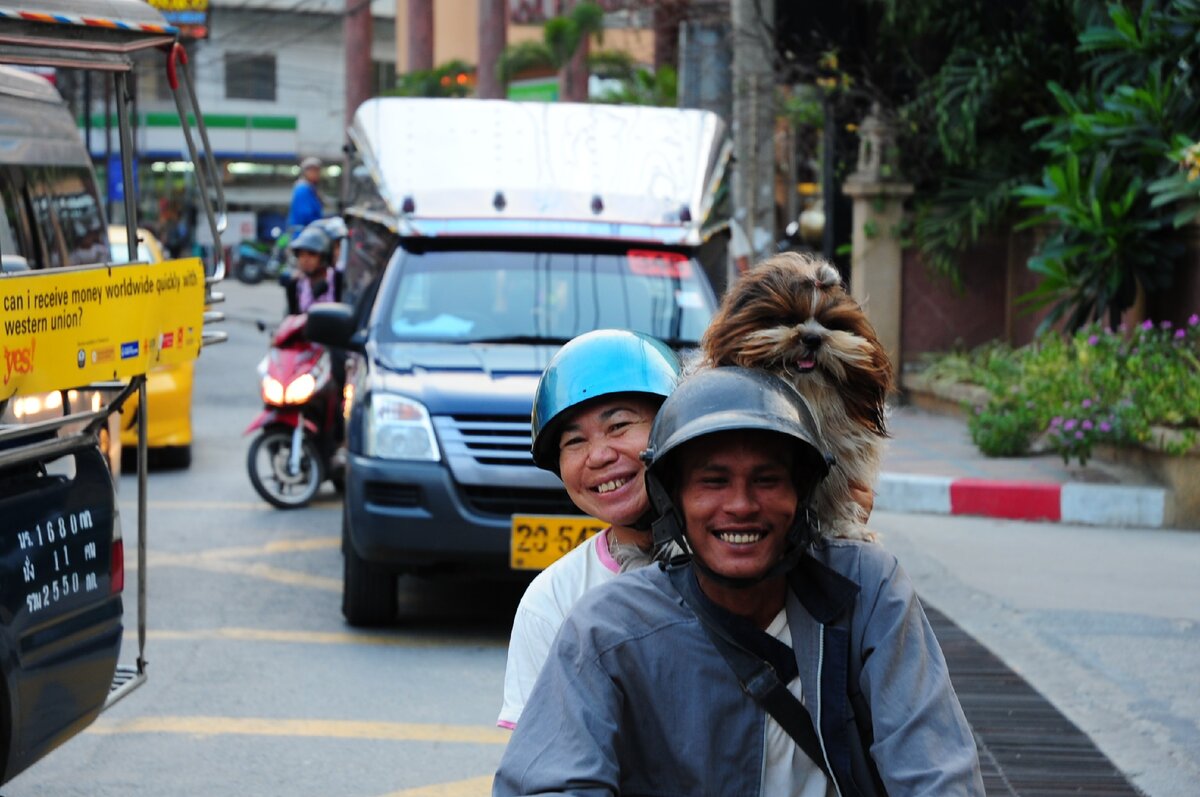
[676,430,798,582]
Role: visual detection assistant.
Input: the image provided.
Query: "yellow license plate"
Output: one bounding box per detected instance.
[510,515,605,571]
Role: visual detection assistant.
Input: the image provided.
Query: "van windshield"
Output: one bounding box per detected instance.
[377,248,714,345]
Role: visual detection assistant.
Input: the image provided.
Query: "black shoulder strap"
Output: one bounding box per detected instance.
[666,565,831,780]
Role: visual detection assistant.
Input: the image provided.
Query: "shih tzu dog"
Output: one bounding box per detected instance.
[701,251,893,541]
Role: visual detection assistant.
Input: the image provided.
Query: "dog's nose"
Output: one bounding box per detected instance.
[802,333,822,348]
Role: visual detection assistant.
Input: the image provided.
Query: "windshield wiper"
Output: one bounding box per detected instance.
[467,335,573,345]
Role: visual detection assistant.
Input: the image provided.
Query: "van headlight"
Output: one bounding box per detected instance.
[367,394,440,461]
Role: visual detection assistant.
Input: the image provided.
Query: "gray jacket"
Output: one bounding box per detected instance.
[493,538,984,797]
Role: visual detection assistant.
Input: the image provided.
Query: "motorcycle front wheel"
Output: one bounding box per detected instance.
[247,428,323,509]
[236,257,264,285]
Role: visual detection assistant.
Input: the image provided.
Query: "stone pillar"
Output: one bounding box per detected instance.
[731,0,776,262]
[842,104,912,381]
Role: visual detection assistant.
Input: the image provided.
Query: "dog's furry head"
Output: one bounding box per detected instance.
[702,251,893,437]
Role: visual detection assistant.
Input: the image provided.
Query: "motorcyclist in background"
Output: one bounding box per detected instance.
[281,223,343,317]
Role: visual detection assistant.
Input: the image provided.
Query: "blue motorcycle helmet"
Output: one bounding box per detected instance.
[531,329,682,475]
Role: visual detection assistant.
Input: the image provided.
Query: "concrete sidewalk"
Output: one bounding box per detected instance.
[877,405,1177,529]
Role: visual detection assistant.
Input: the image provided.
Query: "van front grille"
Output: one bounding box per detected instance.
[438,414,534,468]
[461,485,583,518]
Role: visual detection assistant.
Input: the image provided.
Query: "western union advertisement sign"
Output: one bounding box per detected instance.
[1,259,206,401]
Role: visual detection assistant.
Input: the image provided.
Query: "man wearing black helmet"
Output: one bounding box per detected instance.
[494,367,983,796]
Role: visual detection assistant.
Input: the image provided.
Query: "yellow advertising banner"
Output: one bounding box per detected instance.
[1,259,206,401]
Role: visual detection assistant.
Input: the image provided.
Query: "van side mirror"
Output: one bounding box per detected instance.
[306,302,362,352]
[1,254,30,274]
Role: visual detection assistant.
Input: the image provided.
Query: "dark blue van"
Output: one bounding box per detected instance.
[309,98,733,625]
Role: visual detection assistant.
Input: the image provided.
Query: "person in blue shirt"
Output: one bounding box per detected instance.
[286,156,324,232]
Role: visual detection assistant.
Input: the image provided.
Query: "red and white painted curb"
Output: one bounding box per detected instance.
[876,473,1169,528]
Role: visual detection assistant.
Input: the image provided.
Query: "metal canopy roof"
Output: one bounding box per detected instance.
[348,98,731,247]
[0,1,177,71]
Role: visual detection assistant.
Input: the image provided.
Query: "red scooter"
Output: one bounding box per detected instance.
[245,314,342,508]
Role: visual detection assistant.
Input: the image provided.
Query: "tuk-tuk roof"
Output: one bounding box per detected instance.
[0,0,176,71]
[348,98,731,247]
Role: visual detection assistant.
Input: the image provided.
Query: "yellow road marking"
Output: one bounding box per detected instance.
[88,716,509,745]
[150,553,341,592]
[178,536,341,561]
[148,627,503,649]
[376,775,494,797]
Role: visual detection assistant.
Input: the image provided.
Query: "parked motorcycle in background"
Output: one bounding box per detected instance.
[245,314,343,508]
[234,227,291,285]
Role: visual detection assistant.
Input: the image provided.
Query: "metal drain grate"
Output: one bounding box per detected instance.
[925,604,1144,796]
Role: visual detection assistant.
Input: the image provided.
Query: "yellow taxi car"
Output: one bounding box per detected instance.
[108,225,195,468]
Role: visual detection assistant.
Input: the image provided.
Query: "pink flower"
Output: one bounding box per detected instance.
[1176,329,1187,340]
[1141,320,1154,330]
[1075,431,1085,439]
[1189,314,1199,326]
[1064,419,1077,431]
[1082,420,1094,430]
[1087,335,1099,345]
[1051,416,1063,427]
[1099,421,1112,432]
[1082,398,1093,408]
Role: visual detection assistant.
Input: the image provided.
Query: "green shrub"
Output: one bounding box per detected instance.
[931,313,1200,464]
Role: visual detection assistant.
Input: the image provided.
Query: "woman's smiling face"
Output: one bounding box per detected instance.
[556,394,659,529]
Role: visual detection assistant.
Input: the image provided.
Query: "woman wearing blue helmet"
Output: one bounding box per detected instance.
[497,329,681,729]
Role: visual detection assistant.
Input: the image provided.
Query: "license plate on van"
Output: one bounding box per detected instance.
[510,515,605,571]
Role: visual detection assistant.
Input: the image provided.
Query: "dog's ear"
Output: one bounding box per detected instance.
[815,262,843,290]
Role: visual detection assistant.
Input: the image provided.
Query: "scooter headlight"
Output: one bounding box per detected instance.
[284,373,317,404]
[262,376,285,405]
[367,394,440,461]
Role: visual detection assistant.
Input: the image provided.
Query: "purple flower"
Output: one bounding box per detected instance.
[1160,320,1173,330]
[1189,314,1199,326]
[1119,322,1128,332]
[1082,398,1093,408]
[1099,421,1112,432]
[1087,335,1099,345]
[1176,329,1187,340]
[1141,320,1154,330]
[1064,419,1077,431]
[1075,431,1085,440]
[1082,420,1094,430]
[1051,416,1063,427]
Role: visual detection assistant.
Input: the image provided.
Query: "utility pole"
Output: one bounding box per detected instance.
[408,0,434,72]
[345,0,373,127]
[731,0,776,262]
[477,0,506,99]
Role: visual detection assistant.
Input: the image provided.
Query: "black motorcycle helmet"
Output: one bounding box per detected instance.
[640,366,833,588]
